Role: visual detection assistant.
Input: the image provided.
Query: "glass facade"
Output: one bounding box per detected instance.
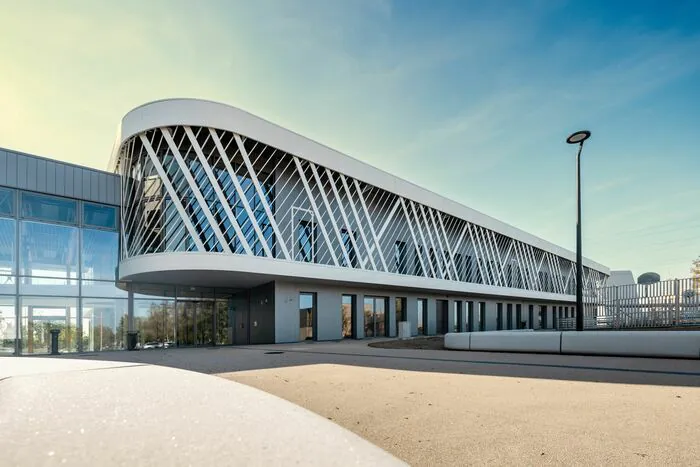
[0,186,123,354]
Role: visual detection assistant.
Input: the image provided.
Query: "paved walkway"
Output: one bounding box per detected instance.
[45,340,700,465]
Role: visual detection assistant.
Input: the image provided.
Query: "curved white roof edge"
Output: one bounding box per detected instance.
[112,98,609,274]
[119,252,591,302]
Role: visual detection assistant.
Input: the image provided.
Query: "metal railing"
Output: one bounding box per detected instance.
[584,277,700,330]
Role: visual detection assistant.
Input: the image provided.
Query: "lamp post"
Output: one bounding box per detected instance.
[566,130,591,332]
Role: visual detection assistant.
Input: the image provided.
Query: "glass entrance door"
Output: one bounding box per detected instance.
[363,296,387,338]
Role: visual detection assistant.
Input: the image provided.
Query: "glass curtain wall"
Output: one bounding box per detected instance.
[0,186,124,354]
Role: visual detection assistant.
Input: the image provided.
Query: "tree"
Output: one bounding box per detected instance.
[692,256,700,289]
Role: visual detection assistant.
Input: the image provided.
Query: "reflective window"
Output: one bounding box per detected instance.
[21,192,77,224]
[81,298,127,351]
[81,229,118,281]
[341,295,354,338]
[341,229,357,268]
[0,295,16,354]
[296,221,315,263]
[20,221,79,285]
[0,218,16,277]
[299,292,315,340]
[395,297,406,336]
[83,202,118,230]
[0,188,15,217]
[395,241,407,274]
[134,299,177,348]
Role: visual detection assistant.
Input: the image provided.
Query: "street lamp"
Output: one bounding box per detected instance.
[566,130,591,332]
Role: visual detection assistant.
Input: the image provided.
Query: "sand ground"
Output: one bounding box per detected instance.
[72,339,700,466]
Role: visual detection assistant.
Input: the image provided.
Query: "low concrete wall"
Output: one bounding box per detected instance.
[444,332,471,350]
[444,331,700,359]
[470,331,561,353]
[561,331,700,359]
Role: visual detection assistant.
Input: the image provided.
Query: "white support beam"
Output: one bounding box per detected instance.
[293,157,339,267]
[233,133,291,260]
[184,126,253,256]
[139,133,205,251]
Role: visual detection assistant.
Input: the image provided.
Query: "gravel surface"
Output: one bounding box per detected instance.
[225,363,700,466]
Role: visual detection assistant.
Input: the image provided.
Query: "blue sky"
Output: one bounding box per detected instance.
[1,0,698,279]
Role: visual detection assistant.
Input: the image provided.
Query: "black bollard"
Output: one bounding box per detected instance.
[49,329,61,355]
[127,331,139,351]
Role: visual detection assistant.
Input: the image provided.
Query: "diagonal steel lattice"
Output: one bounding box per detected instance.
[115,125,607,295]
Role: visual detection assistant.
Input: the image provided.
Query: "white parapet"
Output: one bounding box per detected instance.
[470,331,562,353]
[560,331,700,359]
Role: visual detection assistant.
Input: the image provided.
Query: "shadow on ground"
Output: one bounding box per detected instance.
[28,337,700,388]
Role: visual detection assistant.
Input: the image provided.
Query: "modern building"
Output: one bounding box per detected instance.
[0,98,609,355]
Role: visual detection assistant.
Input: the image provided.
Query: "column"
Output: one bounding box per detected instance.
[354,294,365,339]
[388,297,397,337]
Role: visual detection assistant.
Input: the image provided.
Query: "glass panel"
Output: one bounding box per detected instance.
[0,218,16,282]
[81,229,118,281]
[363,297,374,338]
[133,283,176,300]
[83,202,117,230]
[134,299,176,349]
[81,280,128,298]
[299,293,314,340]
[216,299,234,345]
[395,297,405,335]
[177,301,196,347]
[81,298,127,352]
[296,221,315,263]
[395,241,407,274]
[81,229,119,280]
[341,295,353,338]
[19,221,79,292]
[0,188,15,217]
[453,302,460,332]
[0,295,16,354]
[20,296,78,354]
[196,301,215,346]
[375,298,386,337]
[417,299,425,335]
[21,192,77,224]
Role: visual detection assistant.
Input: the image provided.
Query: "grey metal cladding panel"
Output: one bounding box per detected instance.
[90,171,99,202]
[55,163,65,196]
[36,159,46,192]
[0,150,6,186]
[46,160,56,193]
[106,175,115,205]
[6,151,18,188]
[17,155,28,189]
[26,157,38,191]
[64,165,74,197]
[73,168,83,198]
[82,169,92,200]
[98,173,108,203]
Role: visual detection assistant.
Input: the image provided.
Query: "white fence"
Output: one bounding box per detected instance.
[587,277,700,329]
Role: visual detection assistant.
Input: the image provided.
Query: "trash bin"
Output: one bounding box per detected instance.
[127,331,139,351]
[49,329,61,355]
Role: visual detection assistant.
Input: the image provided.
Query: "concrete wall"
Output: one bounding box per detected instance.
[0,147,120,206]
[273,280,582,343]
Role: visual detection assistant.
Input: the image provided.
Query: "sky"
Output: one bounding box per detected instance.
[1,0,698,280]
